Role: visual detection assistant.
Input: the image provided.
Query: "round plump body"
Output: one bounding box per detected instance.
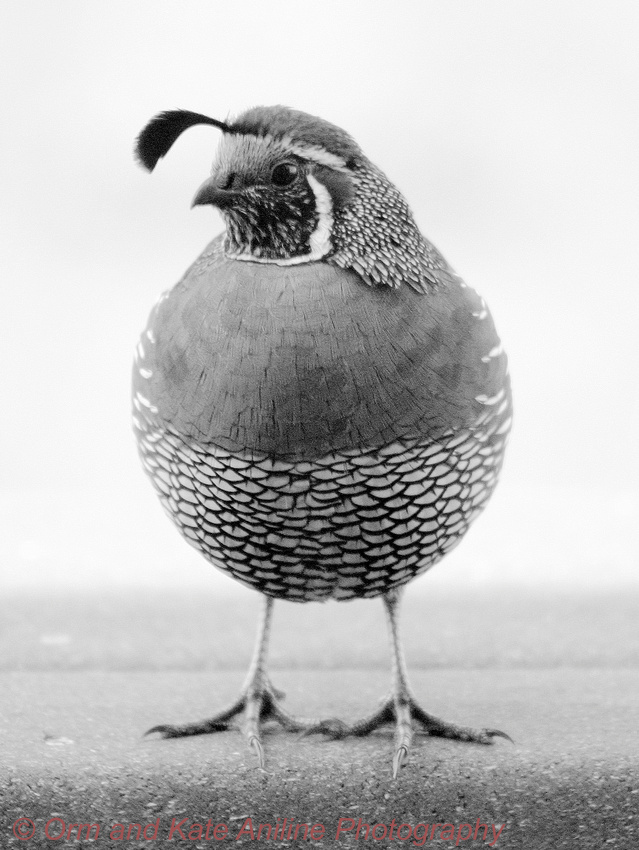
[133,237,511,601]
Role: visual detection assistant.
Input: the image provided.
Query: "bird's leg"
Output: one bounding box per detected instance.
[307,588,511,778]
[145,596,324,767]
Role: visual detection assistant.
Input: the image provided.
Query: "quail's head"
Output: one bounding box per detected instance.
[136,106,453,292]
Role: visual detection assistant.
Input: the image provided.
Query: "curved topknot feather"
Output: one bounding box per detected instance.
[135,110,233,171]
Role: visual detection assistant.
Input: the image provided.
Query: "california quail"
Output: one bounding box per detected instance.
[132,106,512,776]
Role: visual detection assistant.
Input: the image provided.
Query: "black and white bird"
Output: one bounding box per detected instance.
[132,106,512,776]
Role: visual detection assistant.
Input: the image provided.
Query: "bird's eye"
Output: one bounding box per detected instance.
[222,172,238,190]
[271,162,299,187]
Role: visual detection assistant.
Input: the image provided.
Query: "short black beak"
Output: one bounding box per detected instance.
[191,176,237,210]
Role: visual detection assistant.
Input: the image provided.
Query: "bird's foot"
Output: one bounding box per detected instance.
[305,692,512,778]
[145,677,319,768]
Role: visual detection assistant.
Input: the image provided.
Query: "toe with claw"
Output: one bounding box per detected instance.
[144,598,324,768]
[305,691,511,778]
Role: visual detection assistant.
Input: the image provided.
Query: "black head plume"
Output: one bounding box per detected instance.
[135,110,233,171]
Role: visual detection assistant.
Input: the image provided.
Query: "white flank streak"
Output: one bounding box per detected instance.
[475,388,506,406]
[135,391,158,413]
[481,343,504,362]
[472,296,488,320]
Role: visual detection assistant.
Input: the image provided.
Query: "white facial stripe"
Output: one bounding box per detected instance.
[280,137,349,170]
[306,173,333,259]
[224,132,349,171]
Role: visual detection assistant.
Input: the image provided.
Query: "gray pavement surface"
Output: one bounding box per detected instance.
[1,588,638,849]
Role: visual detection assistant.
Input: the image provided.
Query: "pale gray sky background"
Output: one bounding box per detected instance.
[1,1,637,590]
